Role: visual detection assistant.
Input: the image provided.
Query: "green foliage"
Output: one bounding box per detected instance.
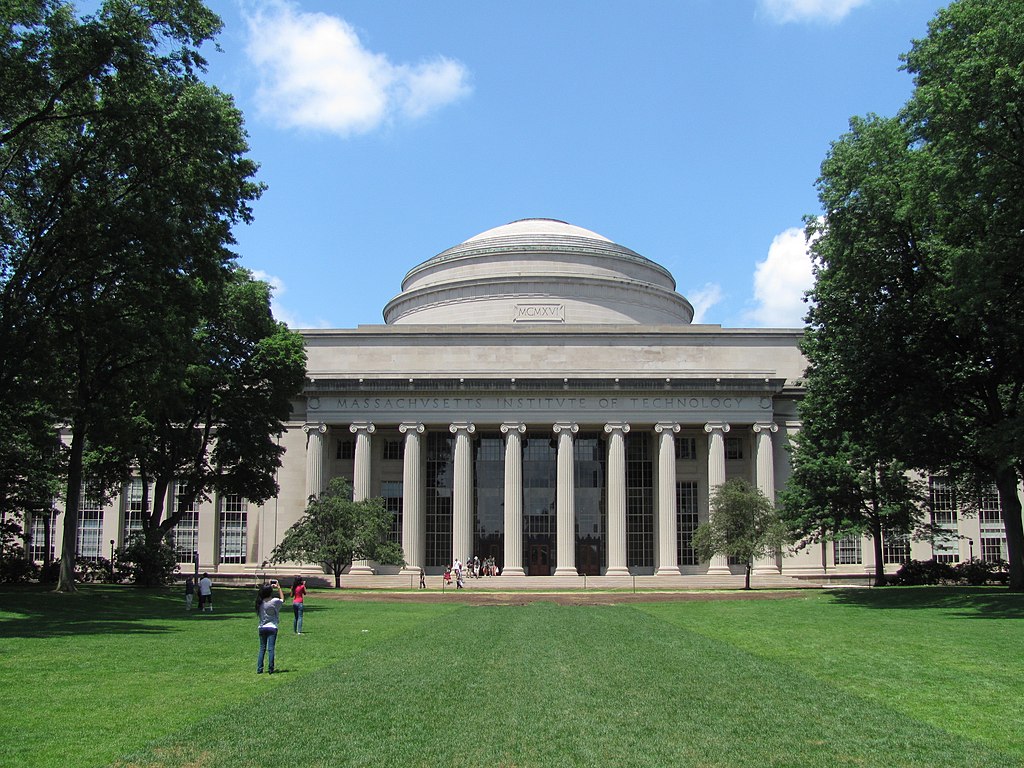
[805,0,1024,590]
[271,478,405,587]
[691,478,788,589]
[890,559,959,586]
[116,536,180,587]
[953,558,1008,586]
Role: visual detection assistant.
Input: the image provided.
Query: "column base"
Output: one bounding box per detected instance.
[348,564,375,576]
[706,565,732,576]
[553,567,579,577]
[500,567,526,577]
[604,566,630,576]
[399,567,422,576]
[752,565,780,576]
[656,565,682,576]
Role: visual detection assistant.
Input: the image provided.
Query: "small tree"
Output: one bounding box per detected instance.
[692,478,789,590]
[271,478,404,588]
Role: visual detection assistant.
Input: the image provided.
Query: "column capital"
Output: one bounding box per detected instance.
[349,421,376,435]
[752,422,779,434]
[399,422,425,435]
[500,422,527,435]
[303,422,327,435]
[552,422,579,435]
[449,421,476,435]
[604,422,630,435]
[703,421,731,434]
[654,422,681,434]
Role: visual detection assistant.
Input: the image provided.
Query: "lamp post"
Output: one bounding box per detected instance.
[968,538,974,561]
[109,540,115,581]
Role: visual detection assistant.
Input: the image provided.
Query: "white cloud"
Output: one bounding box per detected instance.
[687,282,724,324]
[243,1,471,136]
[758,0,871,24]
[745,227,814,327]
[251,269,330,329]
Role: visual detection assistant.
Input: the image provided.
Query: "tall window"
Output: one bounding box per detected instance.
[626,434,653,568]
[676,481,699,566]
[77,483,104,561]
[336,438,355,460]
[882,533,910,565]
[834,536,862,565]
[30,513,56,562]
[383,439,404,462]
[929,477,957,524]
[425,433,453,568]
[725,437,744,460]
[981,537,1006,563]
[171,483,199,562]
[381,480,403,544]
[978,484,1002,524]
[123,478,146,542]
[674,436,697,461]
[218,494,247,564]
[474,434,504,562]
[574,433,605,575]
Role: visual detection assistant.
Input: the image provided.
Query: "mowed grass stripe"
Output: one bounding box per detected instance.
[118,601,1012,768]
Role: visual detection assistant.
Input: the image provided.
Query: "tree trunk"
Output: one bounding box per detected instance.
[870,514,885,587]
[994,467,1024,592]
[744,562,752,590]
[56,425,86,592]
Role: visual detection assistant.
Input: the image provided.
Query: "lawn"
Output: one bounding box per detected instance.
[0,585,1020,768]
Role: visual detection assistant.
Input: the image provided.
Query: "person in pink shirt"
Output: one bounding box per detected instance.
[291,576,306,634]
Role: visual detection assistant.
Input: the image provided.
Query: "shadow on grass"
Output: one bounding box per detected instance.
[0,583,269,639]
[826,585,1024,619]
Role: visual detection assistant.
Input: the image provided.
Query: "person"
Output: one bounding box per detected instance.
[198,572,213,612]
[443,566,452,586]
[184,576,194,610]
[291,576,306,634]
[419,567,426,589]
[256,580,285,674]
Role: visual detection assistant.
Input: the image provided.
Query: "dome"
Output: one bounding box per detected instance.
[382,218,694,325]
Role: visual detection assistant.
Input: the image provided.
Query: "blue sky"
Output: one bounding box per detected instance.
[194,0,949,329]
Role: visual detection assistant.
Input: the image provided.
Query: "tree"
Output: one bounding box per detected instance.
[691,478,789,590]
[806,0,1024,591]
[271,478,405,588]
[0,2,263,591]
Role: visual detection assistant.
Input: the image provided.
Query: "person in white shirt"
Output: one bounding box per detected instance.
[256,580,285,674]
[198,573,213,612]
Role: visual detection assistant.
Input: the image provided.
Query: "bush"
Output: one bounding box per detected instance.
[0,545,39,583]
[891,558,959,586]
[117,536,180,587]
[954,558,1007,586]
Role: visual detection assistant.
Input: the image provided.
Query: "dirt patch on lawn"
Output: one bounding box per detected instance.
[316,589,811,607]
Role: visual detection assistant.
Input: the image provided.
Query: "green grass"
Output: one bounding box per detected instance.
[1,586,1021,768]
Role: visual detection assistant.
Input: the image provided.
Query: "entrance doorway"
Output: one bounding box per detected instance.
[528,541,551,576]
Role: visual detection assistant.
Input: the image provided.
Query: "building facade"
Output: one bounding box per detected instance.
[38,219,1012,580]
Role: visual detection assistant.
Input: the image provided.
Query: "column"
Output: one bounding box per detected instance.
[704,421,732,575]
[450,422,476,567]
[655,422,681,575]
[349,422,376,575]
[500,422,527,577]
[553,422,578,576]
[399,422,424,576]
[302,422,328,500]
[752,421,781,575]
[604,423,630,576]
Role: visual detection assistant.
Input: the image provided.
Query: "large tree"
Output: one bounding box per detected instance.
[272,478,405,588]
[806,0,1024,591]
[692,478,788,590]
[0,2,263,591]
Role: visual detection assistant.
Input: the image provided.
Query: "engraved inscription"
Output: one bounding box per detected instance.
[513,303,565,323]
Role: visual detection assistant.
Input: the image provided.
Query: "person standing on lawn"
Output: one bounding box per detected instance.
[198,573,213,612]
[256,580,285,674]
[184,576,194,610]
[291,576,306,634]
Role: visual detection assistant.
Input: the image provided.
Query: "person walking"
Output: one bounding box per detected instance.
[198,572,213,612]
[256,580,285,674]
[419,567,426,589]
[184,576,194,610]
[291,576,306,634]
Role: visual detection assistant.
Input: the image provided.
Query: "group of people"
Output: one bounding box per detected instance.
[443,555,500,588]
[183,573,214,611]
[254,575,306,674]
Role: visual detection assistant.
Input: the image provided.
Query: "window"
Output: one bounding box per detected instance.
[833,536,862,565]
[626,435,653,568]
[29,512,55,562]
[77,483,104,561]
[981,537,1006,563]
[124,478,146,542]
[882,533,910,565]
[676,481,699,566]
[929,477,957,524]
[978,484,1002,525]
[219,494,247,564]
[725,437,744,460]
[171,483,199,562]
[674,436,696,461]
[336,438,355,460]
[383,439,404,462]
[381,480,403,544]
[425,433,453,568]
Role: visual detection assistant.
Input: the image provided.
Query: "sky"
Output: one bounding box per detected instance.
[189,0,951,330]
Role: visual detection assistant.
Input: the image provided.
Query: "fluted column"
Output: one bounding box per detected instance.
[349,422,376,575]
[553,422,579,576]
[753,421,781,575]
[655,422,682,575]
[302,423,327,500]
[604,423,630,576]
[450,422,476,566]
[705,421,732,575]
[399,422,425,576]
[500,422,527,577]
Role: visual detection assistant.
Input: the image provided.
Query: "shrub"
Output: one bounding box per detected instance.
[117,536,180,587]
[0,545,39,583]
[954,558,1007,586]
[891,558,959,586]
